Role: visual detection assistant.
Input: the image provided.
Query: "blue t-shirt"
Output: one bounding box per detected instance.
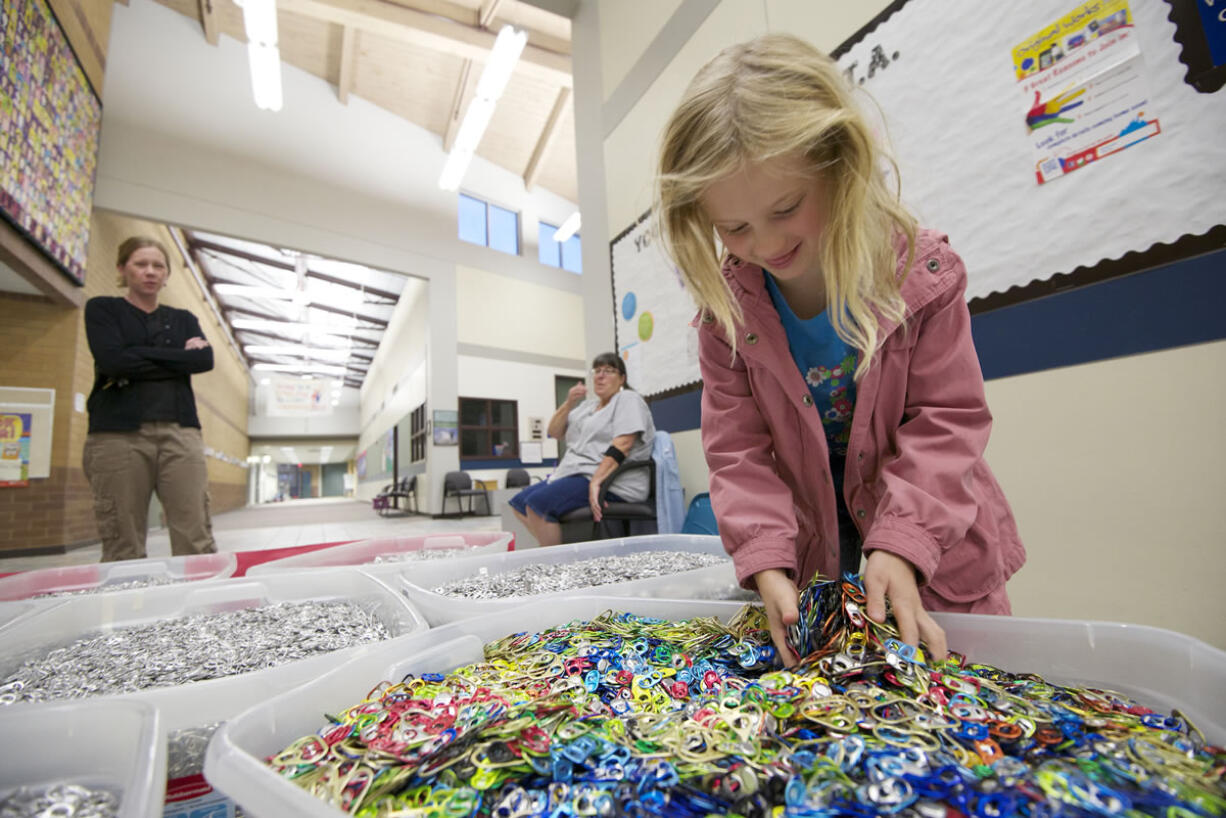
[765,273,859,534]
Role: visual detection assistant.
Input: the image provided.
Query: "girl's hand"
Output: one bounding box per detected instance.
[588,478,604,521]
[863,551,948,662]
[185,336,210,350]
[754,568,800,667]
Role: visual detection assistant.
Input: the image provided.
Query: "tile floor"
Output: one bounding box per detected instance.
[0,497,505,573]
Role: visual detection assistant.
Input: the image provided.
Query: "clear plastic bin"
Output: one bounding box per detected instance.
[395,534,737,625]
[204,596,1226,818]
[0,698,166,818]
[0,568,427,735]
[245,531,514,577]
[0,552,237,601]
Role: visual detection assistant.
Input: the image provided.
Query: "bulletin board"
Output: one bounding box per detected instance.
[0,0,102,286]
[0,387,54,481]
[610,0,1226,397]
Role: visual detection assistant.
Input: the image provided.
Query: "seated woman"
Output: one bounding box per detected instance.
[510,353,656,546]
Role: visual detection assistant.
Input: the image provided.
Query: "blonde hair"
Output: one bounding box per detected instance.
[656,33,915,377]
[115,236,171,288]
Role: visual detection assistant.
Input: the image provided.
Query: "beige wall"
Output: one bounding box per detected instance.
[598,0,684,100]
[578,0,1226,650]
[456,266,585,354]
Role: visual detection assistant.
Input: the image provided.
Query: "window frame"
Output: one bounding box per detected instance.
[409,402,427,463]
[458,193,521,257]
[458,396,519,460]
[538,220,581,273]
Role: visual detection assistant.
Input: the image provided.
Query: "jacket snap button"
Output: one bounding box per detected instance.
[856,509,866,518]
[745,332,758,344]
[857,452,864,461]
[926,258,940,272]
[802,394,813,407]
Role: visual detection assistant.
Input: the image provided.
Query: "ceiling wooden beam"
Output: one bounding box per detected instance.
[478,0,505,29]
[523,86,570,190]
[443,59,476,152]
[198,0,220,46]
[337,25,357,104]
[279,0,572,87]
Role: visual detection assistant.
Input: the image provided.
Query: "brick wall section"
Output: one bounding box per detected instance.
[0,212,251,554]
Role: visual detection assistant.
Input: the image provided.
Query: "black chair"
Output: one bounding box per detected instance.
[442,470,491,517]
[559,458,657,542]
[505,468,531,489]
[382,475,418,515]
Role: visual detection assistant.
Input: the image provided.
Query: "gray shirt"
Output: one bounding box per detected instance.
[550,389,656,501]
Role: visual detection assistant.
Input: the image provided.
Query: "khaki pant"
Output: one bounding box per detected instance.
[83,423,217,562]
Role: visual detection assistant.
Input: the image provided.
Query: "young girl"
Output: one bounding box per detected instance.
[656,34,1025,665]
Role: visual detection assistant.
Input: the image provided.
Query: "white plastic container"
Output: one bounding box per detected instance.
[931,611,1226,741]
[0,552,237,601]
[0,698,166,818]
[204,596,1226,818]
[0,568,427,735]
[395,534,738,625]
[245,531,515,578]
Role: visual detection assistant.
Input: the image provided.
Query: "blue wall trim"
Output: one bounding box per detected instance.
[460,457,558,470]
[648,248,1226,433]
[971,248,1225,380]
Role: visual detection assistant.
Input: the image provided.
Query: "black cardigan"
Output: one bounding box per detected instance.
[84,296,215,433]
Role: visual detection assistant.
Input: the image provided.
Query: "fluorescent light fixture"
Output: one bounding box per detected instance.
[453,97,496,155]
[231,318,356,335]
[477,27,528,100]
[245,345,349,360]
[236,0,277,44]
[247,43,283,112]
[259,378,271,385]
[253,363,348,376]
[215,284,297,300]
[262,455,272,463]
[553,212,581,243]
[235,0,282,111]
[438,150,473,193]
[437,25,527,191]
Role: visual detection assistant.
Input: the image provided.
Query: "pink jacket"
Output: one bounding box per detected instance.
[696,229,1025,611]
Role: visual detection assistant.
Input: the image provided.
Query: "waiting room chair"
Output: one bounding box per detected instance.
[386,475,418,515]
[442,470,491,517]
[558,458,657,542]
[505,468,532,489]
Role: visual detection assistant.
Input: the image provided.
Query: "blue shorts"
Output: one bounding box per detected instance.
[508,474,625,522]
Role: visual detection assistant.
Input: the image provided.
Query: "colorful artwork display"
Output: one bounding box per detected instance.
[0,0,102,285]
[0,413,32,487]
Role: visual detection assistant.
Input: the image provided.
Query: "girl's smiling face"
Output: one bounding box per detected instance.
[700,152,828,285]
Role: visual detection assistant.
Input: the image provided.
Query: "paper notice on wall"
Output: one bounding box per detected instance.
[0,413,32,487]
[1015,0,1159,184]
[266,377,334,417]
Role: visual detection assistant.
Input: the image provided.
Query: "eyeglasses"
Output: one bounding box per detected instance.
[591,366,621,377]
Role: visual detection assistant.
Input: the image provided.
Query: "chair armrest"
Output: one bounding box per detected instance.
[596,459,655,504]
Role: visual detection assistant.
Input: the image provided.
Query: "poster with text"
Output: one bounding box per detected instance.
[0,413,33,487]
[1015,0,1160,184]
